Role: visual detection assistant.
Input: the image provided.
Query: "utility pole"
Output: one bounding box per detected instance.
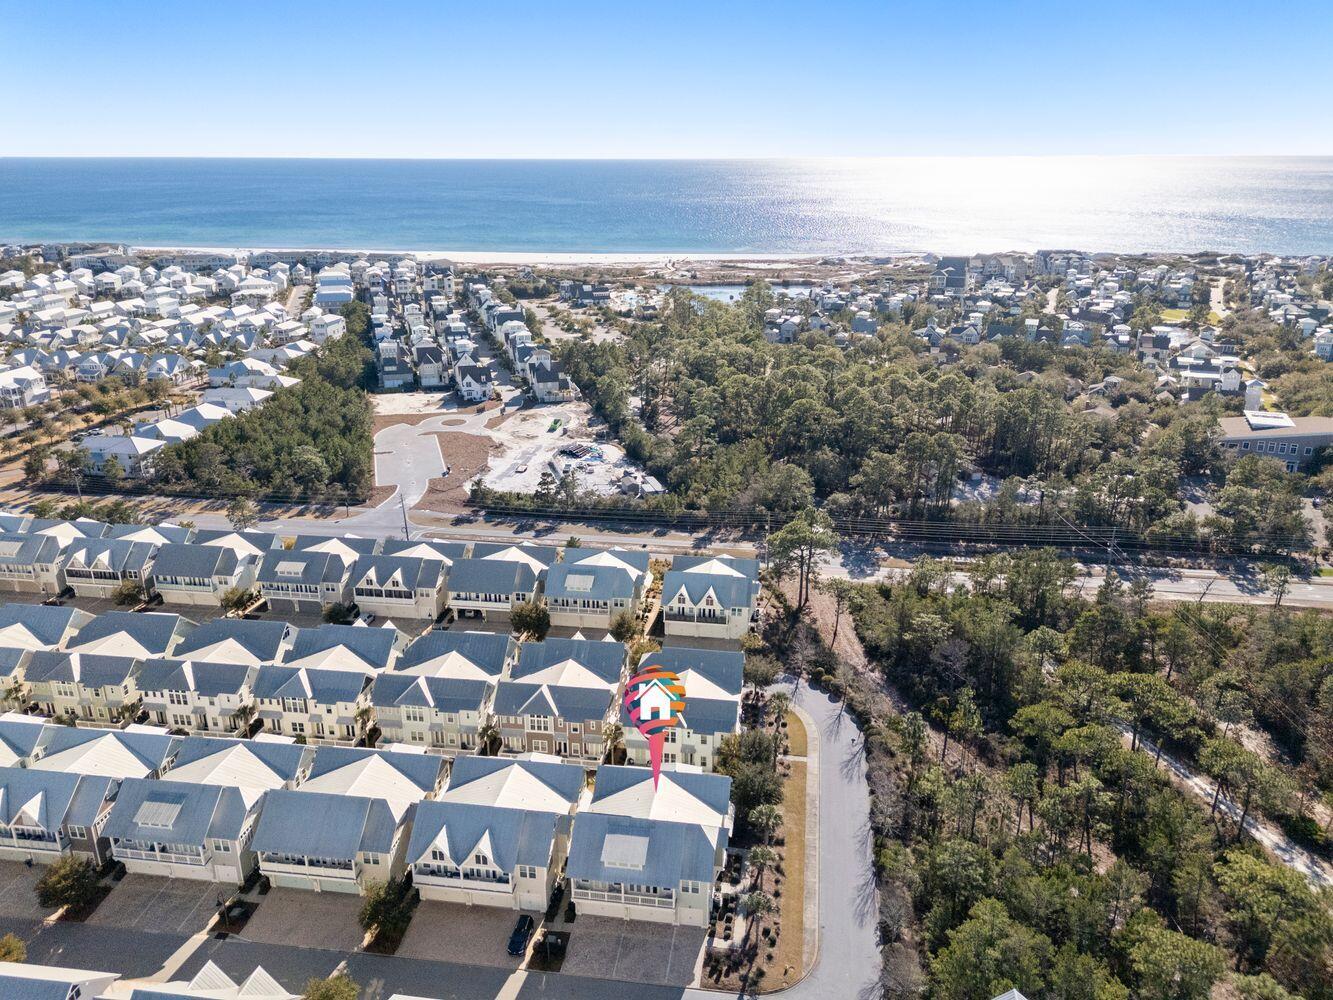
[400,492,410,540]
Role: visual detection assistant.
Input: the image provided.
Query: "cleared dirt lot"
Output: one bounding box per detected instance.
[0,859,58,921]
[395,901,529,968]
[558,916,706,987]
[88,875,223,934]
[240,888,365,951]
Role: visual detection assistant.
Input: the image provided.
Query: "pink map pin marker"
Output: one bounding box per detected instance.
[623,665,686,789]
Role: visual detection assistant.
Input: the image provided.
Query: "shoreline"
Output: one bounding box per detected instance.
[118,244,907,267]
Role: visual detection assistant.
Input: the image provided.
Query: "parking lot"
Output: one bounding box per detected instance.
[87,875,224,934]
[558,916,706,987]
[0,859,58,921]
[239,889,365,951]
[396,901,530,968]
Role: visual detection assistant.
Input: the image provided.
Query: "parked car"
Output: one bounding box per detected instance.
[507,914,536,956]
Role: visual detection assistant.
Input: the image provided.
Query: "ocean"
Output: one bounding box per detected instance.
[2,156,1333,256]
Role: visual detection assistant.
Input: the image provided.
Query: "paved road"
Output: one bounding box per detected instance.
[1135,733,1333,890]
[6,681,880,1000]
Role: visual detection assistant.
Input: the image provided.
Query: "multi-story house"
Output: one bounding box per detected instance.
[491,682,614,762]
[252,746,442,894]
[252,665,370,743]
[24,650,140,724]
[104,777,258,884]
[542,563,639,630]
[406,756,584,910]
[568,765,733,927]
[149,543,258,608]
[1217,412,1333,472]
[370,674,493,753]
[661,555,761,642]
[256,549,352,615]
[619,648,742,772]
[0,766,117,866]
[58,538,157,600]
[348,554,449,621]
[160,734,308,799]
[136,659,255,734]
[0,532,66,597]
[446,558,539,622]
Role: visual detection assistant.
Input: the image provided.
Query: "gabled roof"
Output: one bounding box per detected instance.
[66,611,191,658]
[30,727,176,779]
[567,811,723,891]
[441,755,584,813]
[301,745,442,816]
[380,538,470,563]
[149,542,238,580]
[165,736,305,804]
[563,546,651,579]
[61,537,157,575]
[471,542,558,571]
[446,558,536,596]
[395,630,514,680]
[640,647,743,699]
[173,618,289,666]
[349,554,446,593]
[104,777,248,845]
[0,531,64,570]
[252,664,368,704]
[492,681,613,723]
[257,548,349,587]
[0,604,90,650]
[105,523,194,545]
[0,717,48,766]
[406,800,569,873]
[252,789,401,860]
[192,528,280,556]
[589,764,732,829]
[135,658,251,699]
[25,650,138,689]
[282,624,396,672]
[128,961,296,999]
[0,765,112,831]
[513,638,625,689]
[543,563,636,603]
[370,674,491,715]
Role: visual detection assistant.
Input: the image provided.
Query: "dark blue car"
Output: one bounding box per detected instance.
[507,914,535,956]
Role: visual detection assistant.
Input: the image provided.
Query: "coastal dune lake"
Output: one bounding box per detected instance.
[2,156,1333,255]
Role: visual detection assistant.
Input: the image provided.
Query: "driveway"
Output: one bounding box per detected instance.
[559,916,705,987]
[0,860,57,921]
[239,889,364,951]
[396,900,528,968]
[88,875,223,934]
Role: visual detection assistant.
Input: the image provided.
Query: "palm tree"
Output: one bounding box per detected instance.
[602,721,625,765]
[749,803,782,846]
[477,721,501,756]
[768,691,791,730]
[742,890,777,946]
[747,845,777,889]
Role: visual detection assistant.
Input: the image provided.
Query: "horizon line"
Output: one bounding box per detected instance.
[3,152,1333,162]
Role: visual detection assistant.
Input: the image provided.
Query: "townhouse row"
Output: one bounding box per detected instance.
[0,714,732,927]
[0,603,745,771]
[0,513,761,640]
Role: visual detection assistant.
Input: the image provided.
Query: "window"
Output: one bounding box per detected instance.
[473,852,489,866]
[211,839,229,853]
[67,825,87,839]
[518,865,538,879]
[362,852,382,865]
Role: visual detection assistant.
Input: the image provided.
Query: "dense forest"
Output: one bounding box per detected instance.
[558,286,1317,552]
[829,549,1333,1000]
[152,303,374,502]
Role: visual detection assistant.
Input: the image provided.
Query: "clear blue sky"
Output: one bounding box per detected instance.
[4,0,1331,158]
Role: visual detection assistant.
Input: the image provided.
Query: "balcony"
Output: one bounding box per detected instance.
[573,887,674,908]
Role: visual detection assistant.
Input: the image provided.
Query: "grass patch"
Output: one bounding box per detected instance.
[1315,567,1333,577]
[784,710,808,758]
[763,759,808,991]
